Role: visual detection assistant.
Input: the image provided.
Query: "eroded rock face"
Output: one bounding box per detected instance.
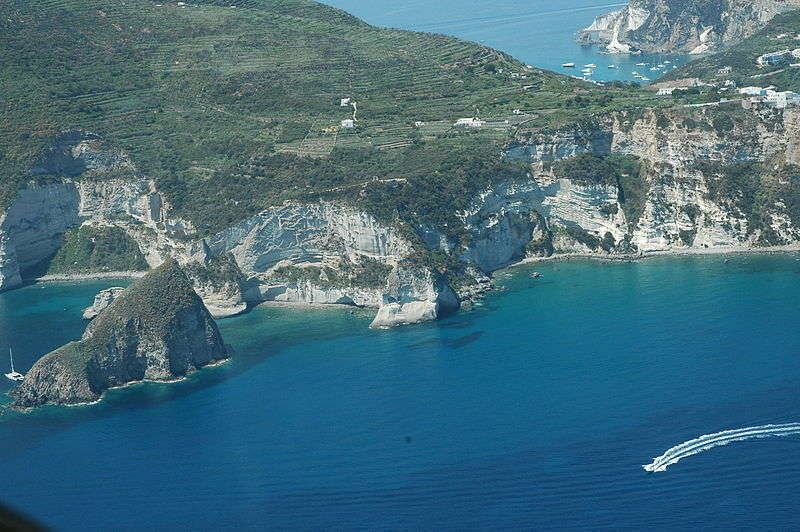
[0,183,81,290]
[82,287,126,320]
[29,130,134,178]
[10,260,227,408]
[206,202,457,326]
[3,110,800,329]
[370,266,459,329]
[508,107,800,251]
[579,0,800,54]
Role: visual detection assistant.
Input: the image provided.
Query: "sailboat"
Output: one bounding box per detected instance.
[5,347,24,382]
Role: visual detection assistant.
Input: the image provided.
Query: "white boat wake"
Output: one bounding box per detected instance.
[643,423,800,472]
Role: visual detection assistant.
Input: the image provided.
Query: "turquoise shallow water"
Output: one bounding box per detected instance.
[320,0,693,83]
[1,255,799,529]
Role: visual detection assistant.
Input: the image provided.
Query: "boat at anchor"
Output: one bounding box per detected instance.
[5,347,24,382]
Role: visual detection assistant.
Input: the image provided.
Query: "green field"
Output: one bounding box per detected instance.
[0,0,666,235]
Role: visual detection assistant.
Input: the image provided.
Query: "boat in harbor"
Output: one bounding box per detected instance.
[5,347,24,382]
[561,62,575,67]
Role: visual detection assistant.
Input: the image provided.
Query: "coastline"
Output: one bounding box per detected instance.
[6,357,232,412]
[30,271,148,283]
[11,245,800,329]
[256,300,366,311]
[512,244,800,268]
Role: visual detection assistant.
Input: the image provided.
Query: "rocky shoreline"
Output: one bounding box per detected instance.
[10,357,232,411]
[515,244,800,267]
[32,271,147,283]
[9,261,229,409]
[1,106,800,330]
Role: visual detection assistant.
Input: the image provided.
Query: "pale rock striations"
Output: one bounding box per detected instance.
[2,108,800,327]
[579,0,800,54]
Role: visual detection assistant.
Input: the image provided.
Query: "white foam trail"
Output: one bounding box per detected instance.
[643,423,800,472]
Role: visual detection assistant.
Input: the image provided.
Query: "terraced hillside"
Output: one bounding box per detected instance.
[662,9,800,91]
[0,0,658,234]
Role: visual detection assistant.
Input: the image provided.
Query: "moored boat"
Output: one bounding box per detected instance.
[5,347,24,382]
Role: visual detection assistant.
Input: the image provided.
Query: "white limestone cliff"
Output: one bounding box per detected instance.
[3,108,800,327]
[579,0,800,54]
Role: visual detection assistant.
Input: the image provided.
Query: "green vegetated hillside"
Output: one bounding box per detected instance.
[0,0,662,235]
[45,226,149,274]
[662,9,800,90]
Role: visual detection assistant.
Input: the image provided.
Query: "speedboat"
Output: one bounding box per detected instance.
[562,62,576,68]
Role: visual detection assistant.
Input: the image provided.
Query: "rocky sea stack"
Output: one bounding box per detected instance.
[10,260,228,408]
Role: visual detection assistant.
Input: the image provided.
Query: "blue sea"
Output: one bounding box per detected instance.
[321,0,693,83]
[1,255,800,530]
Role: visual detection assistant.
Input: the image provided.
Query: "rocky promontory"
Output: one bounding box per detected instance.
[579,0,800,54]
[82,286,126,319]
[10,260,228,408]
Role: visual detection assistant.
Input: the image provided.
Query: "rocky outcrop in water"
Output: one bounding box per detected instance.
[579,0,800,54]
[10,260,227,408]
[82,287,126,319]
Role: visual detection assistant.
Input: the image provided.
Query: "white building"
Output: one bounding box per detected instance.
[455,117,484,127]
[756,49,800,66]
[739,85,800,108]
[764,90,800,108]
[340,119,354,128]
[739,86,768,96]
[340,97,351,107]
[657,87,677,96]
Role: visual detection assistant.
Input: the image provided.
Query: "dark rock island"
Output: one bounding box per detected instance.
[10,260,228,408]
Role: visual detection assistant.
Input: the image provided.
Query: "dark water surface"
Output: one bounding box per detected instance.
[1,255,799,530]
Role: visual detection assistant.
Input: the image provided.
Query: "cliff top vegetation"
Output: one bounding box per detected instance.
[0,0,664,233]
[85,259,205,342]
